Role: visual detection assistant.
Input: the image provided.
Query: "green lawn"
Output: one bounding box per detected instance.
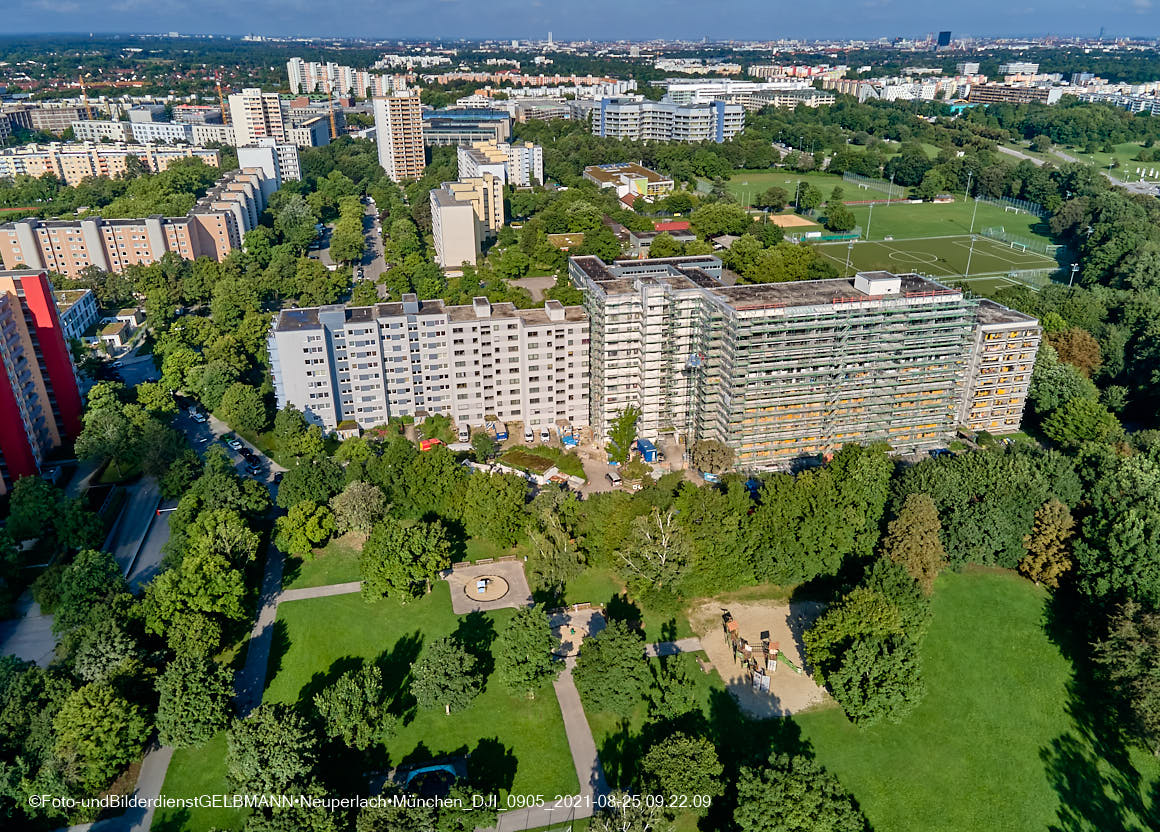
[264,585,578,800]
[729,170,886,207]
[796,569,1160,832]
[812,235,1058,281]
[462,535,532,563]
[564,567,694,641]
[154,731,246,831]
[281,534,363,591]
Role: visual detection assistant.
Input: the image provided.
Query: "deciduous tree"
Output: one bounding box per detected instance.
[573,620,649,716]
[880,493,945,595]
[494,606,558,697]
[410,637,482,714]
[1019,498,1075,589]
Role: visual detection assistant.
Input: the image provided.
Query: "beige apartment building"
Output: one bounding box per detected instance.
[268,295,589,432]
[228,88,287,145]
[0,142,221,186]
[430,174,505,269]
[456,140,544,186]
[0,168,271,277]
[373,92,425,182]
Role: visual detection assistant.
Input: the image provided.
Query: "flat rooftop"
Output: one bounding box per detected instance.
[583,162,671,184]
[572,256,967,309]
[976,298,1038,326]
[274,298,585,333]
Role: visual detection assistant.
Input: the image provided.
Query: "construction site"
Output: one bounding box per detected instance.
[570,257,1041,470]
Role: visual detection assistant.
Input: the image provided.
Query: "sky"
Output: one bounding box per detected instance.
[6,0,1158,40]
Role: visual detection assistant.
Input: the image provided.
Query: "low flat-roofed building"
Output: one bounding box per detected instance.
[583,162,674,201]
[54,288,99,342]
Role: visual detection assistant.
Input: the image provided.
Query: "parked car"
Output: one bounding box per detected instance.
[245,463,263,477]
[523,427,534,444]
[606,471,623,488]
[190,411,208,423]
[539,427,551,443]
[112,360,123,368]
[457,425,470,443]
[929,448,953,459]
[228,438,244,451]
[240,448,257,462]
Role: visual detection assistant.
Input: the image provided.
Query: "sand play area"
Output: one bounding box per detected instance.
[689,599,830,719]
[767,213,820,228]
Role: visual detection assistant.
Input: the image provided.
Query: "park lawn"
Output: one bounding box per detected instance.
[281,534,363,591]
[1062,141,1150,176]
[264,585,578,800]
[564,567,695,640]
[463,534,532,563]
[795,569,1160,832]
[154,731,246,831]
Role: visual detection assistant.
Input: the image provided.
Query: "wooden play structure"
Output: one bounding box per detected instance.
[721,609,802,695]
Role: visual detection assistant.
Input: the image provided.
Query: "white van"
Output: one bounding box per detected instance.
[606,471,623,488]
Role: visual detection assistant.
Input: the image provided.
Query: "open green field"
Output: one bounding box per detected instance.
[281,534,362,591]
[729,170,886,207]
[796,569,1160,832]
[264,585,579,800]
[846,200,1048,242]
[812,235,1058,282]
[154,731,246,831]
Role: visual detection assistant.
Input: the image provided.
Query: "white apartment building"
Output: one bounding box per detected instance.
[592,98,744,143]
[227,88,287,146]
[286,57,398,97]
[373,92,425,182]
[237,138,301,185]
[54,288,99,342]
[456,140,544,186]
[70,120,135,143]
[659,78,813,105]
[129,122,194,144]
[268,295,589,431]
[191,123,237,145]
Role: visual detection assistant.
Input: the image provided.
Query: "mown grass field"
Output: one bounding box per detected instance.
[796,570,1160,832]
[812,234,1058,280]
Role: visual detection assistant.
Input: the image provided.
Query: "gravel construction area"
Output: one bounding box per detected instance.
[689,599,830,719]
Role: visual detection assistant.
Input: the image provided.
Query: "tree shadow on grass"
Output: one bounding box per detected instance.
[453,611,497,678]
[467,736,517,794]
[1039,588,1160,832]
[605,593,642,629]
[262,618,291,688]
[150,808,191,832]
[377,631,424,723]
[280,554,302,589]
[297,654,364,709]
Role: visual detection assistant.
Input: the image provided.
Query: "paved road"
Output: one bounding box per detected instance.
[0,594,55,666]
[128,508,170,591]
[308,198,387,286]
[106,478,161,578]
[997,145,1045,166]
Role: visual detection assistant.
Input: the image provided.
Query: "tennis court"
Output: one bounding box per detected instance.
[811,235,1059,281]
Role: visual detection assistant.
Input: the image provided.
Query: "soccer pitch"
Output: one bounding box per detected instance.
[811,235,1059,283]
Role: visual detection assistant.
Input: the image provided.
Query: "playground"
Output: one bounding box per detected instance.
[811,235,1059,283]
[690,599,829,719]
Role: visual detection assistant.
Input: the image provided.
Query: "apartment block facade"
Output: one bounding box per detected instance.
[228,88,287,145]
[53,288,99,342]
[592,98,745,143]
[422,109,512,147]
[0,168,271,277]
[268,296,589,432]
[0,142,221,186]
[456,140,544,186]
[373,93,426,182]
[287,58,399,98]
[568,257,1039,469]
[237,138,301,184]
[430,174,504,269]
[0,270,83,495]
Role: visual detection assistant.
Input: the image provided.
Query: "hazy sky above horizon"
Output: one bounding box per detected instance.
[7,0,1158,40]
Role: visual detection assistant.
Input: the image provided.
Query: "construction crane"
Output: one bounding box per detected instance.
[78,75,94,121]
[325,79,338,140]
[216,70,229,125]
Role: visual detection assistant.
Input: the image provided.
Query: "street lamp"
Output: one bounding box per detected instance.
[845,240,854,277]
[1069,263,1079,287]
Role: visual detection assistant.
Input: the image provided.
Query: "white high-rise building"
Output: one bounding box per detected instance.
[237,138,301,186]
[228,88,287,145]
[372,92,425,182]
[268,296,589,431]
[592,98,744,143]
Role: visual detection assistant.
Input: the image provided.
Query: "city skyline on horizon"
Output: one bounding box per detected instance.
[5,0,1158,42]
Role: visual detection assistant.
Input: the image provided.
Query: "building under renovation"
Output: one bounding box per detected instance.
[568,256,1039,469]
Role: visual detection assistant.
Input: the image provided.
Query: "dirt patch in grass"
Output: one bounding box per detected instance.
[499,449,555,474]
